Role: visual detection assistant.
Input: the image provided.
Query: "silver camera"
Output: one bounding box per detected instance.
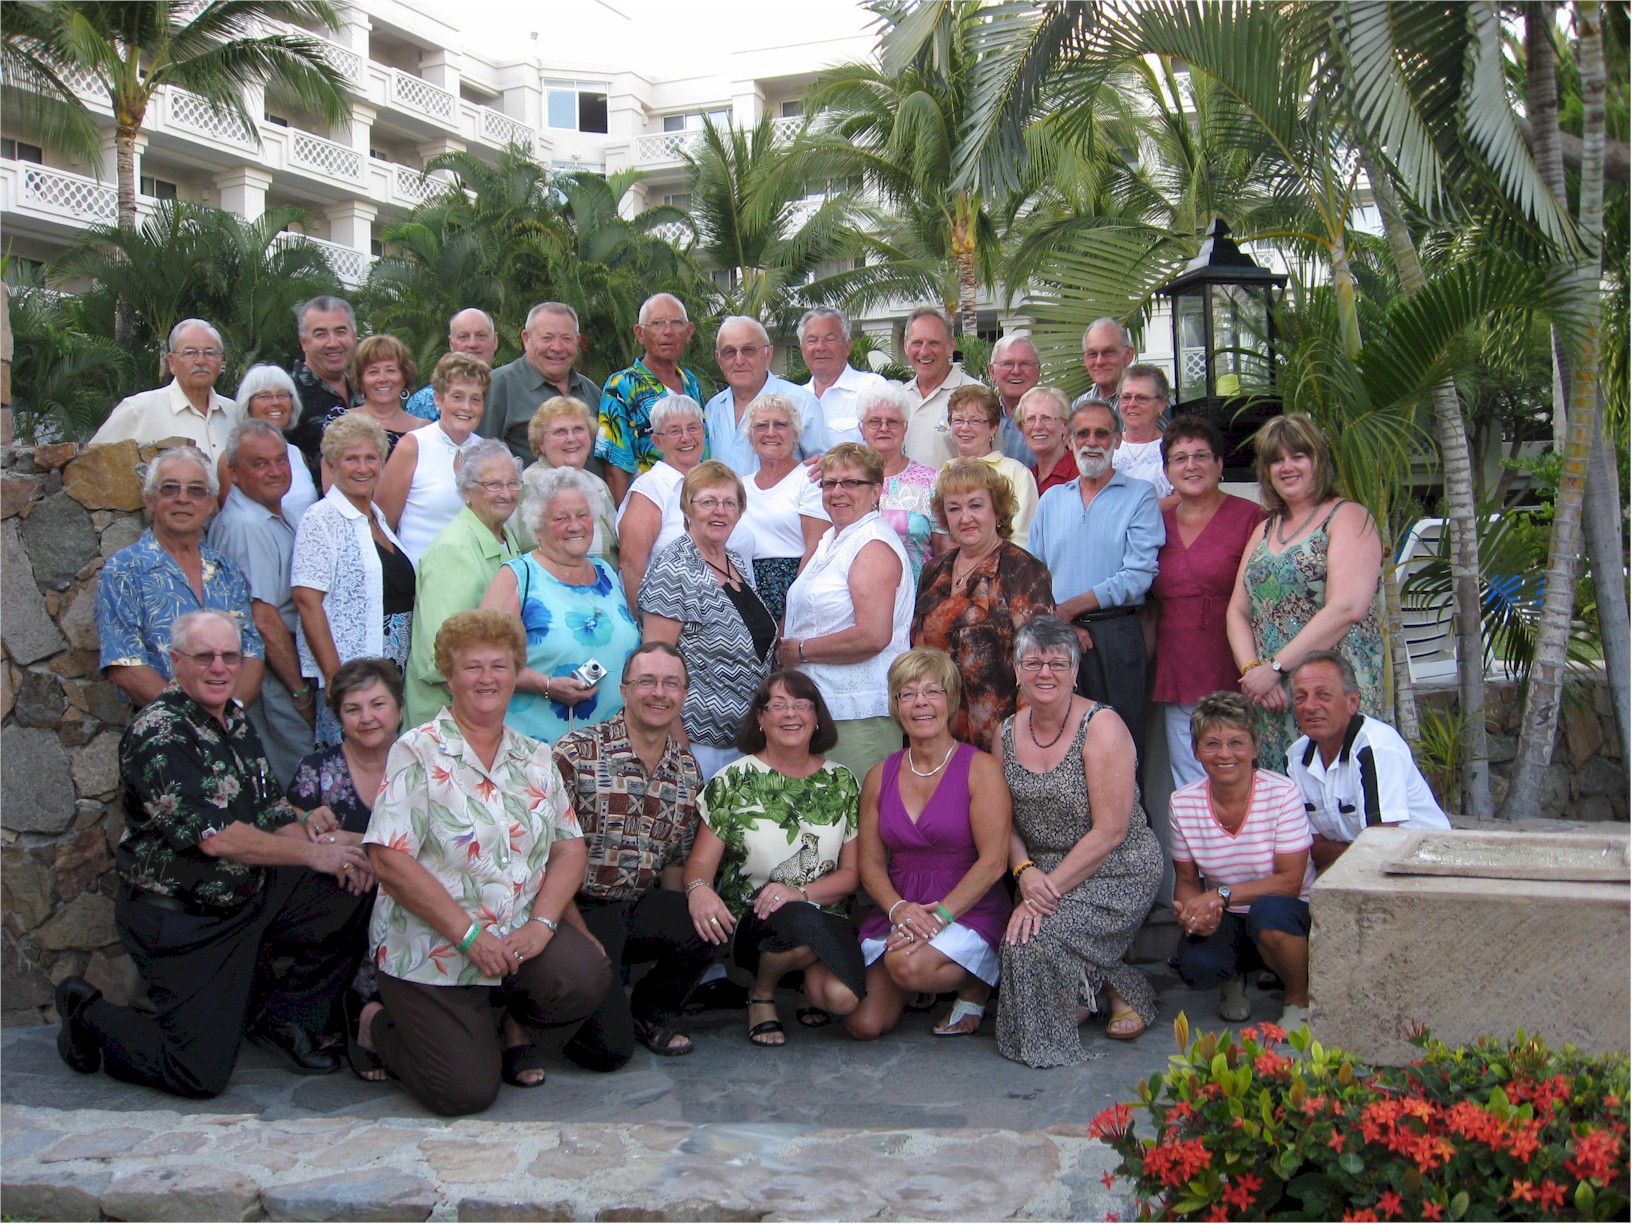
[573,658,608,687]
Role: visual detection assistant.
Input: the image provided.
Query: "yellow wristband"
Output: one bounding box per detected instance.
[1238,658,1262,676]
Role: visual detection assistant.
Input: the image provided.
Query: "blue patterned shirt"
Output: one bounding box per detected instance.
[594,360,706,477]
[97,529,264,680]
[403,384,439,422]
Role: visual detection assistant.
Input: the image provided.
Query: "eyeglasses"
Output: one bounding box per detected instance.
[766,699,815,714]
[860,417,901,430]
[990,360,1040,371]
[1166,450,1215,467]
[630,676,685,692]
[473,479,522,493]
[750,420,793,432]
[717,345,766,361]
[176,649,243,668]
[690,496,740,513]
[1072,428,1116,442]
[1019,658,1075,673]
[1120,392,1162,405]
[173,347,223,361]
[1084,347,1126,361]
[641,317,690,331]
[657,423,704,439]
[895,686,946,703]
[949,416,993,428]
[819,478,876,491]
[156,482,212,501]
[250,390,293,402]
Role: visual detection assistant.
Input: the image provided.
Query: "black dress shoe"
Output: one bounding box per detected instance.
[54,976,103,1074]
[248,1020,341,1076]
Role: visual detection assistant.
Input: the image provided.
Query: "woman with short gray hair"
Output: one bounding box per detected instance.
[741,393,829,623]
[221,364,319,523]
[858,385,945,581]
[481,465,639,743]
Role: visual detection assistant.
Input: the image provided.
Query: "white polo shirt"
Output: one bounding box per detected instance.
[1287,714,1451,843]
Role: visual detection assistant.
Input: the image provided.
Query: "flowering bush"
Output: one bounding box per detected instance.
[1089,1016,1629,1221]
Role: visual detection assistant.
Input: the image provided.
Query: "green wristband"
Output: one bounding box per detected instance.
[457,921,480,953]
[935,905,955,926]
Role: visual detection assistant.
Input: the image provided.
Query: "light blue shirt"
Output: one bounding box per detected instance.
[703,374,829,476]
[404,384,439,421]
[1026,471,1164,610]
[996,408,1032,464]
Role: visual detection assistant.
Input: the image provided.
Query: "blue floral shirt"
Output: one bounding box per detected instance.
[594,360,706,477]
[97,529,264,681]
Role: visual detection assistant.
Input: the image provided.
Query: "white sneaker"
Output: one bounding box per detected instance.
[1278,1003,1312,1030]
[1219,974,1251,1022]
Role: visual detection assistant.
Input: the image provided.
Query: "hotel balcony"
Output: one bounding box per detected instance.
[622,114,805,171]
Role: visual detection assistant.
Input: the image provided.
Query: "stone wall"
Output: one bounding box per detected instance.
[1,440,1626,1025]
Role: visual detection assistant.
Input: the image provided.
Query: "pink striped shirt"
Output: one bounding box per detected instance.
[1169,770,1316,909]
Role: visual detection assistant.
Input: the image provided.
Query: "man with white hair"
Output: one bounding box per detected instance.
[97,446,265,709]
[988,334,1042,463]
[1072,317,1137,412]
[796,307,889,446]
[703,315,827,475]
[405,307,501,422]
[596,293,703,505]
[53,608,374,1095]
[898,305,982,468]
[90,320,237,459]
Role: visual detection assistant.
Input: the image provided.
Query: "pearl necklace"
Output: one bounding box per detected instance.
[906,743,957,777]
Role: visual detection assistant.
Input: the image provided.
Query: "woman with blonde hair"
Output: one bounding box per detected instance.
[513,396,618,562]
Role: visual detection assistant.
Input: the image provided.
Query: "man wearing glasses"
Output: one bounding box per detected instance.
[597,294,705,506]
[1072,317,1138,412]
[987,334,1043,463]
[1111,364,1174,496]
[89,319,236,459]
[552,643,712,1070]
[97,446,265,710]
[703,315,827,475]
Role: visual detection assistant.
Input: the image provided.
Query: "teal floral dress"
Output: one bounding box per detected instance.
[1243,501,1386,772]
[502,552,640,746]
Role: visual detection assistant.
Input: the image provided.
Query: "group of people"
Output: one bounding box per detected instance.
[58,292,1452,1116]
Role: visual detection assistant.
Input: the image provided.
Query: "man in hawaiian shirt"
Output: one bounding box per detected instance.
[595,293,703,506]
[553,643,712,1069]
[54,610,373,1097]
[97,446,266,709]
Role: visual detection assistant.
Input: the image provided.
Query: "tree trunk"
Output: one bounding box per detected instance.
[1502,0,1606,819]
[1365,159,1492,819]
[1526,3,1573,453]
[951,192,979,340]
[1329,237,1363,359]
[1381,548,1422,746]
[1583,398,1630,757]
[114,120,140,344]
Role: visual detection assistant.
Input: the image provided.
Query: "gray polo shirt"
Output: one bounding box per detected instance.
[206,485,297,631]
[481,357,605,475]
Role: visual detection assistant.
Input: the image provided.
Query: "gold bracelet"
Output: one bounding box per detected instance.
[1238,658,1262,676]
[1013,860,1036,881]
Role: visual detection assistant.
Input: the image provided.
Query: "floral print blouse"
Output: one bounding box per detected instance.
[363,711,583,987]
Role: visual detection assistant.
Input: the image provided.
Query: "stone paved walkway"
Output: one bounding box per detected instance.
[2,965,1274,1221]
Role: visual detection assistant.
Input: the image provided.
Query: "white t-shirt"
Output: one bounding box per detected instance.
[1287,715,1452,843]
[743,464,829,558]
[1169,770,1316,908]
[1113,436,1173,496]
[618,461,754,569]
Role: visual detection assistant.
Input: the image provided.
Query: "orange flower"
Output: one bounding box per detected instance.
[1508,1179,1537,1204]
[1419,1202,1444,1221]
[1376,1189,1403,1219]
[1537,1180,1567,1210]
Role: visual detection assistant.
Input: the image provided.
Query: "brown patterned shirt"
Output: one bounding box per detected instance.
[552,713,702,901]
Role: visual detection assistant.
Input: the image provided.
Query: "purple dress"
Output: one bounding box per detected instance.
[857,745,1011,960]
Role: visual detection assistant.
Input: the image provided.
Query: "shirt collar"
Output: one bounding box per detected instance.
[224,483,287,525]
[164,379,226,419]
[1300,713,1367,769]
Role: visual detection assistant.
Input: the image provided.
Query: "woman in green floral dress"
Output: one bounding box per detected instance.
[683,670,866,1046]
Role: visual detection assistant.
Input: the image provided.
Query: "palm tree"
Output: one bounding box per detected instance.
[3,268,132,443]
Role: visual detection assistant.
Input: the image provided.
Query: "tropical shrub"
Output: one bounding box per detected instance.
[1090,1018,1629,1221]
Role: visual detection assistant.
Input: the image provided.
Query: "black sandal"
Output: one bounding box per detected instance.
[634,1018,694,1057]
[501,1043,547,1088]
[796,1005,833,1029]
[746,997,785,1047]
[343,994,391,1083]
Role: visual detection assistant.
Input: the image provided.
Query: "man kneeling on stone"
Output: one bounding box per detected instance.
[1287,650,1451,873]
[553,642,714,1069]
[55,610,374,1096]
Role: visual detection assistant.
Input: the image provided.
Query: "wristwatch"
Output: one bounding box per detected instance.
[1269,659,1285,674]
[531,916,559,932]
[1216,885,1232,908]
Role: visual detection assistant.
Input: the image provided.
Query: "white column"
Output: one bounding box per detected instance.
[214,168,273,221]
[349,101,376,156]
[326,200,377,252]
[420,49,461,95]
[730,80,766,126]
[416,136,466,162]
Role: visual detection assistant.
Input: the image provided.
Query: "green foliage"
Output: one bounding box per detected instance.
[4,277,133,444]
[1414,702,1480,814]
[1091,1019,1630,1220]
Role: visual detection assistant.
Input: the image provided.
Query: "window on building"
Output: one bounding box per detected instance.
[546,83,608,134]
[140,175,179,200]
[781,100,804,118]
[663,192,693,210]
[1,138,45,163]
[266,112,290,128]
[662,109,730,133]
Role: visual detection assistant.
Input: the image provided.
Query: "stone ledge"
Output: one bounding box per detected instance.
[0,1106,1130,1223]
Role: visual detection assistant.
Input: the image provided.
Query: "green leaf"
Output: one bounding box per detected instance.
[1450,1189,1470,1219]
[1340,1151,1365,1176]
[1575,1180,1596,1213]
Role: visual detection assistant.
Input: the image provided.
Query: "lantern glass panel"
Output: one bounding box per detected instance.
[1174,290,1210,402]
[1211,284,1271,396]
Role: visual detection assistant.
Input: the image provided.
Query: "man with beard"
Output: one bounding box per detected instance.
[1025,399,1163,747]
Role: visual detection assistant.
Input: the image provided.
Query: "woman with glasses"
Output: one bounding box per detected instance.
[857,385,945,583]
[682,671,864,1046]
[376,354,492,567]
[616,394,752,610]
[219,364,318,524]
[996,616,1164,1067]
[911,460,1055,753]
[779,443,915,781]
[1147,416,1267,788]
[943,385,1040,545]
[512,397,618,564]
[639,462,778,781]
[1110,365,1173,496]
[740,393,829,624]
[845,649,1012,1040]
[403,439,523,726]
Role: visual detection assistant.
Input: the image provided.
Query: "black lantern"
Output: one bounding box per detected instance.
[1159,219,1286,479]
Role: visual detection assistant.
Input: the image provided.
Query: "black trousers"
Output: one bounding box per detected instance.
[83,868,371,1099]
[1074,612,1149,751]
[562,889,714,1072]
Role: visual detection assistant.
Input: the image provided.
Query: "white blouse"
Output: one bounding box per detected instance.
[397,424,481,565]
[743,463,828,559]
[617,460,753,572]
[290,485,409,681]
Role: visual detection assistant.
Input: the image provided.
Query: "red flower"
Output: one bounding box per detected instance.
[1240,1024,1260,1044]
[1100,1171,1116,1190]
[1509,1179,1538,1204]
[1222,1172,1263,1211]
[1565,1127,1623,1182]
[1342,1211,1378,1222]
[1254,1051,1292,1076]
[1258,1020,1288,1043]
[1419,1202,1444,1221]
[1327,1129,1347,1152]
[1538,1180,1567,1210]
[1141,1138,1211,1187]
[1205,1207,1230,1222]
[1088,1103,1134,1140]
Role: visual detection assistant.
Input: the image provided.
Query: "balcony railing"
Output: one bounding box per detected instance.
[477,105,534,153]
[164,88,257,147]
[389,68,456,126]
[18,164,118,225]
[272,230,372,287]
[289,130,363,181]
[634,129,706,166]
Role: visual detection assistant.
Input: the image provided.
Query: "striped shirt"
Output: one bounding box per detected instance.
[1169,770,1316,910]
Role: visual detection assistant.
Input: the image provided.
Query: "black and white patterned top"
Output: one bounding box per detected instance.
[638,534,777,749]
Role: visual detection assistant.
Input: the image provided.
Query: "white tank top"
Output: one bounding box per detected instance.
[783,510,913,721]
[398,424,480,565]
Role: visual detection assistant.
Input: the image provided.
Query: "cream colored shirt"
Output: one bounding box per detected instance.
[89,381,237,461]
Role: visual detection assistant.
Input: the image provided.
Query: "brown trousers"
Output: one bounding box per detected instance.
[371,923,611,1116]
